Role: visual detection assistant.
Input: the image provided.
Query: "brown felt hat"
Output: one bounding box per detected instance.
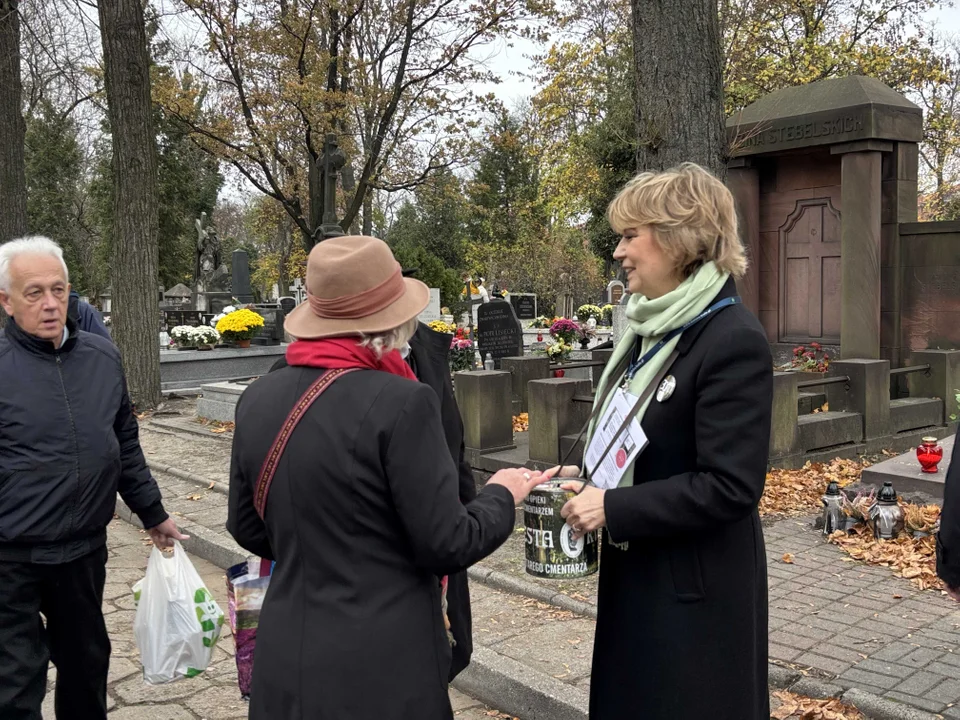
[284,235,430,340]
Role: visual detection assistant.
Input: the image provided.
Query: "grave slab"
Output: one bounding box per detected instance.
[861,434,954,497]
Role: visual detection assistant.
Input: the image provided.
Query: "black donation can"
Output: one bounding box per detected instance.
[523,480,598,579]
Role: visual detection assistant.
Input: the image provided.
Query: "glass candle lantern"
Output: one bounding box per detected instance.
[870,482,904,540]
[916,437,944,474]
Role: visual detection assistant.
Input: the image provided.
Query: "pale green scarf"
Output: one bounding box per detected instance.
[588,262,730,488]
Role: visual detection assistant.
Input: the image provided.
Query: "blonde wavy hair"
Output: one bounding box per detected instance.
[359,317,419,359]
[607,162,747,279]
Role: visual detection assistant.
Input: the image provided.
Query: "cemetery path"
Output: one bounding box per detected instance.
[135,410,960,718]
[45,518,502,720]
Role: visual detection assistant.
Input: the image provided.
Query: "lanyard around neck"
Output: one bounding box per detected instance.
[622,296,741,385]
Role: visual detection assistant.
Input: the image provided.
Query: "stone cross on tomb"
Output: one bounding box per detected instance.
[290,278,307,305]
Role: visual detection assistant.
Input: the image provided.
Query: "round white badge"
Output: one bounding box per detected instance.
[656,375,676,402]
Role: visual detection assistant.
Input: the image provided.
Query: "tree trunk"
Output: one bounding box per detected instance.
[98,0,161,409]
[0,0,27,242]
[631,0,726,177]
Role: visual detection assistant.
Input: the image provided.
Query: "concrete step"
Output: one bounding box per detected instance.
[797,411,862,451]
[797,391,826,415]
[890,397,943,434]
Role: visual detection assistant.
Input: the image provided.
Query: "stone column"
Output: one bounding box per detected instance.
[835,146,883,359]
[453,370,515,453]
[727,159,760,316]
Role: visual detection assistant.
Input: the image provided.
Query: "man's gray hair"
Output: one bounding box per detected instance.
[0,236,70,292]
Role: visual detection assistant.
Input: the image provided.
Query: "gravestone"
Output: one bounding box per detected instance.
[232,249,254,303]
[476,300,523,369]
[509,293,537,321]
[279,296,297,314]
[606,280,625,305]
[162,310,202,334]
[419,288,442,323]
[252,307,284,346]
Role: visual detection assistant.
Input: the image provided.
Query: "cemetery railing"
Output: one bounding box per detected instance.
[796,375,849,390]
[548,360,607,370]
[890,364,931,377]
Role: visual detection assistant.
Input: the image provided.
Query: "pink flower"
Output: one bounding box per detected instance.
[793,346,804,356]
[810,342,822,351]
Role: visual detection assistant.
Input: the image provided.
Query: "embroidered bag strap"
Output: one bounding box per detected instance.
[253,368,358,519]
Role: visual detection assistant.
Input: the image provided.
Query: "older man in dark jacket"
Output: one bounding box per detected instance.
[0,236,185,720]
[937,426,960,602]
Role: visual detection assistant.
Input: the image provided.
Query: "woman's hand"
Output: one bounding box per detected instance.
[560,483,606,540]
[488,467,555,504]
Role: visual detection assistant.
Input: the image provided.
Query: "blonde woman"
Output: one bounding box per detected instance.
[227,236,548,720]
[559,163,773,719]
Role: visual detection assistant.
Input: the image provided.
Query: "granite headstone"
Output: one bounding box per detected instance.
[509,293,537,320]
[232,249,254,303]
[476,300,523,369]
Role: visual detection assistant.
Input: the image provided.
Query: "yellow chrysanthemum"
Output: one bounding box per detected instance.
[216,309,264,336]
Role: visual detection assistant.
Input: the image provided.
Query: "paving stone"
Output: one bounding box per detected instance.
[869,641,920,662]
[769,642,802,662]
[893,670,947,696]
[106,707,196,720]
[450,688,485,711]
[926,677,960,705]
[184,685,251,719]
[811,643,869,664]
[794,652,855,676]
[852,658,913,677]
[770,630,817,650]
[900,646,944,668]
[790,623,835,642]
[492,618,595,682]
[108,657,141,685]
[113,675,212,705]
[839,667,901,691]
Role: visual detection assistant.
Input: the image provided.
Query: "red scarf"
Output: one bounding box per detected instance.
[285,336,417,381]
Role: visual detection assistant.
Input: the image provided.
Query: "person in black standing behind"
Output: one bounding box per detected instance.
[557,164,772,719]
[270,269,479,680]
[937,425,960,602]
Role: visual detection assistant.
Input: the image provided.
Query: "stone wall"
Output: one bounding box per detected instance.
[899,220,960,352]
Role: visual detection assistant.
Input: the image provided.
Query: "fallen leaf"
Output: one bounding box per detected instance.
[760,459,868,518]
[208,481,216,489]
[893,594,902,599]
[820,402,829,412]
[186,493,203,501]
[782,553,795,564]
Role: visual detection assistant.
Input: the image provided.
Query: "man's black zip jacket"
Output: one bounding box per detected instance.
[0,317,167,563]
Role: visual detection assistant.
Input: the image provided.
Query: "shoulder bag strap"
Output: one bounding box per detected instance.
[253,367,359,519]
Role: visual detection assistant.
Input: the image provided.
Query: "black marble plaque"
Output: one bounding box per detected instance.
[252,308,284,346]
[279,297,297,314]
[509,294,537,320]
[476,300,522,368]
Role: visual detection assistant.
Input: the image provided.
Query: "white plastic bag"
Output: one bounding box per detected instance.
[132,541,225,684]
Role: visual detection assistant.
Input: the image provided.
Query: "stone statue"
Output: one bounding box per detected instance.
[195,212,223,290]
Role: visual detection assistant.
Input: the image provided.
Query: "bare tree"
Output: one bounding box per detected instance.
[0,0,28,244]
[98,0,161,408]
[632,0,726,175]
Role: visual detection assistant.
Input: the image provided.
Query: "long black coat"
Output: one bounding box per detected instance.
[269,323,478,679]
[937,425,960,588]
[590,278,772,720]
[407,324,478,679]
[227,365,515,720]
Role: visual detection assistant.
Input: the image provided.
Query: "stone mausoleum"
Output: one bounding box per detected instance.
[726,75,959,366]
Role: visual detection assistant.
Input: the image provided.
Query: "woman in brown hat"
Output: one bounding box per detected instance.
[226,236,548,720]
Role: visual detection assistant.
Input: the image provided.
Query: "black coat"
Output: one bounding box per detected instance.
[269,323,478,679]
[227,365,515,720]
[0,318,167,563]
[407,324,478,679]
[937,425,960,588]
[590,278,772,720]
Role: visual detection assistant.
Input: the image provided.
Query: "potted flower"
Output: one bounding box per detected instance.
[601,304,614,326]
[546,339,573,362]
[550,318,580,345]
[449,328,475,372]
[190,325,220,351]
[215,308,264,348]
[577,304,603,323]
[428,320,457,335]
[170,325,197,350]
[530,316,552,329]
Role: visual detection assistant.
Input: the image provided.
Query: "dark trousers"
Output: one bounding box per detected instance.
[0,546,111,720]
